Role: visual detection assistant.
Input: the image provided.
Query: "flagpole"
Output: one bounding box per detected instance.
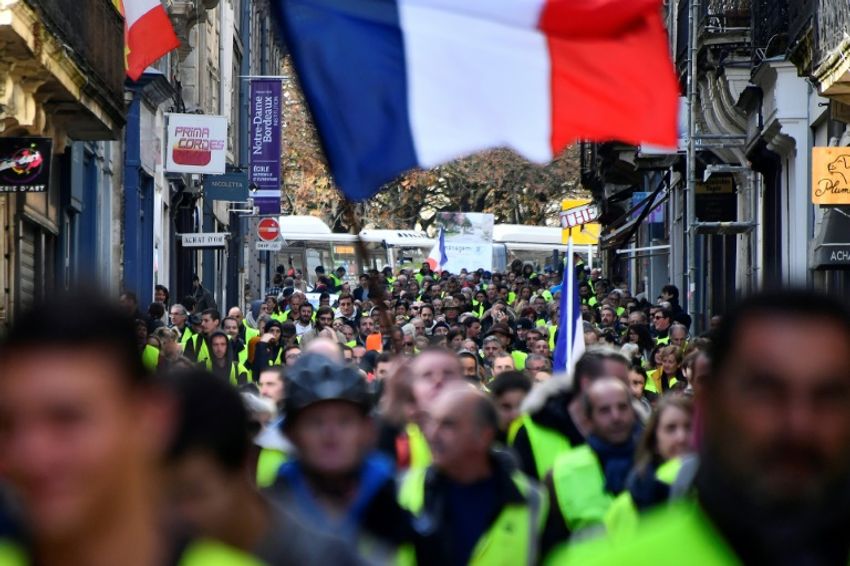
[566,231,575,373]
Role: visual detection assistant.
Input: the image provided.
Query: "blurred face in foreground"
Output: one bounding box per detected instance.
[410,351,463,412]
[0,350,166,541]
[587,378,635,445]
[704,315,850,508]
[288,401,371,476]
[426,385,493,477]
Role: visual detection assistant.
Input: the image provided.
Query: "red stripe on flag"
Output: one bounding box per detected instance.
[541,4,679,151]
[540,0,662,37]
[126,6,179,81]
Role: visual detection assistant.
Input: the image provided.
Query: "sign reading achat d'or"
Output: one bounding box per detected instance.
[813,147,850,205]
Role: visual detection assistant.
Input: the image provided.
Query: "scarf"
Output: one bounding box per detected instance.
[587,433,637,495]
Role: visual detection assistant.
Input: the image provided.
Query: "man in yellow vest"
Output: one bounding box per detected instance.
[0,294,261,566]
[541,377,638,559]
[562,290,850,565]
[509,349,631,481]
[399,383,547,565]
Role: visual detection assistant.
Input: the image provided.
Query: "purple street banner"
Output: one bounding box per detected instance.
[249,79,282,215]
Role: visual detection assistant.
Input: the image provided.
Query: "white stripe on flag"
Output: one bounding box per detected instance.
[398,0,552,168]
[123,0,161,26]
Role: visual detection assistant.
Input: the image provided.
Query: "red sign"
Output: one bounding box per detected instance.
[257,218,280,241]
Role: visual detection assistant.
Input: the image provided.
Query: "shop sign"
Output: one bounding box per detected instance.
[0,138,52,193]
[165,114,228,174]
[813,147,850,205]
[181,233,228,247]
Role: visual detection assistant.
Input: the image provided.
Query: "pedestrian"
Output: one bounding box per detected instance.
[563,290,850,564]
[509,348,631,481]
[268,353,414,562]
[0,293,259,565]
[488,371,533,443]
[542,377,640,559]
[400,383,546,565]
[604,395,694,540]
[164,367,356,564]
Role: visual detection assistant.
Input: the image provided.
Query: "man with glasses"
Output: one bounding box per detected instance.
[402,331,417,356]
[169,304,195,354]
[653,308,673,345]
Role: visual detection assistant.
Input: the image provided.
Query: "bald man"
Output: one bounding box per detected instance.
[399,384,546,565]
[302,336,345,364]
[542,378,638,558]
[228,306,259,344]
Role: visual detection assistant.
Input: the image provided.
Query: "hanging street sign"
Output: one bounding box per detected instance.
[181,233,228,248]
[560,202,601,229]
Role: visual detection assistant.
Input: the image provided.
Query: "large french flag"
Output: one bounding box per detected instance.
[115,0,180,81]
[272,0,679,201]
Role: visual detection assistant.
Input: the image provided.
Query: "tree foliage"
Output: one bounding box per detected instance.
[281,56,586,233]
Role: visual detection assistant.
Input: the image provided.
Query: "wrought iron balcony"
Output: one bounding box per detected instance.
[752,0,788,62]
[24,0,125,122]
[814,0,850,68]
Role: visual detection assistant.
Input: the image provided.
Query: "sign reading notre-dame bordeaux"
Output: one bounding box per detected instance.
[0,138,52,193]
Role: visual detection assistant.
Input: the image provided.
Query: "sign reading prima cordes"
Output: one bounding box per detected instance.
[166,114,228,174]
[0,138,52,193]
[812,147,850,205]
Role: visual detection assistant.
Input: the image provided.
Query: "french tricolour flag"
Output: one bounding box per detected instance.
[114,0,180,81]
[272,0,679,201]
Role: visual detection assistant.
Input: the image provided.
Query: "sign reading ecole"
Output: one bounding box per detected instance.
[181,233,228,248]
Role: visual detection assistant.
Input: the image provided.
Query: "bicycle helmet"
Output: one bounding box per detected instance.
[283,353,371,427]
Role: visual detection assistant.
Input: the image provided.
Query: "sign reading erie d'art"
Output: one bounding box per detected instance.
[0,138,52,193]
[812,147,850,205]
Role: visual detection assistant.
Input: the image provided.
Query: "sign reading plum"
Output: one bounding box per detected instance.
[165,114,228,174]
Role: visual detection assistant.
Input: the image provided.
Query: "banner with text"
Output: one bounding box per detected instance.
[249,79,282,215]
[436,212,494,273]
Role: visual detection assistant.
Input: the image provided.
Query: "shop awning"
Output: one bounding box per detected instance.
[812,207,850,270]
[599,174,669,250]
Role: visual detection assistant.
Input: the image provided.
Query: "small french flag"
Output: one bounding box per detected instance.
[272,0,679,201]
[426,228,448,272]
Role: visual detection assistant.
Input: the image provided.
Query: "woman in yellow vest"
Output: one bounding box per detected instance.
[645,346,685,395]
[605,395,694,540]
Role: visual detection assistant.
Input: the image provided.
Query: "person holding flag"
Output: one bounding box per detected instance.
[425,228,448,274]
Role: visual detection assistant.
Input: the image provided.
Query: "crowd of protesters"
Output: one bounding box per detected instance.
[2,257,850,565]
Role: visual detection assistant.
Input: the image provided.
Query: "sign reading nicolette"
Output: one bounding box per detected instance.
[181,233,228,248]
[166,114,228,174]
[813,147,850,205]
[0,138,52,193]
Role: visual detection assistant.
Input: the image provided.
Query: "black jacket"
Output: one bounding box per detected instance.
[409,451,540,565]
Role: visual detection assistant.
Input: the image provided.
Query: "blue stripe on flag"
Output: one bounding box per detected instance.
[271,0,419,200]
[439,228,448,266]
